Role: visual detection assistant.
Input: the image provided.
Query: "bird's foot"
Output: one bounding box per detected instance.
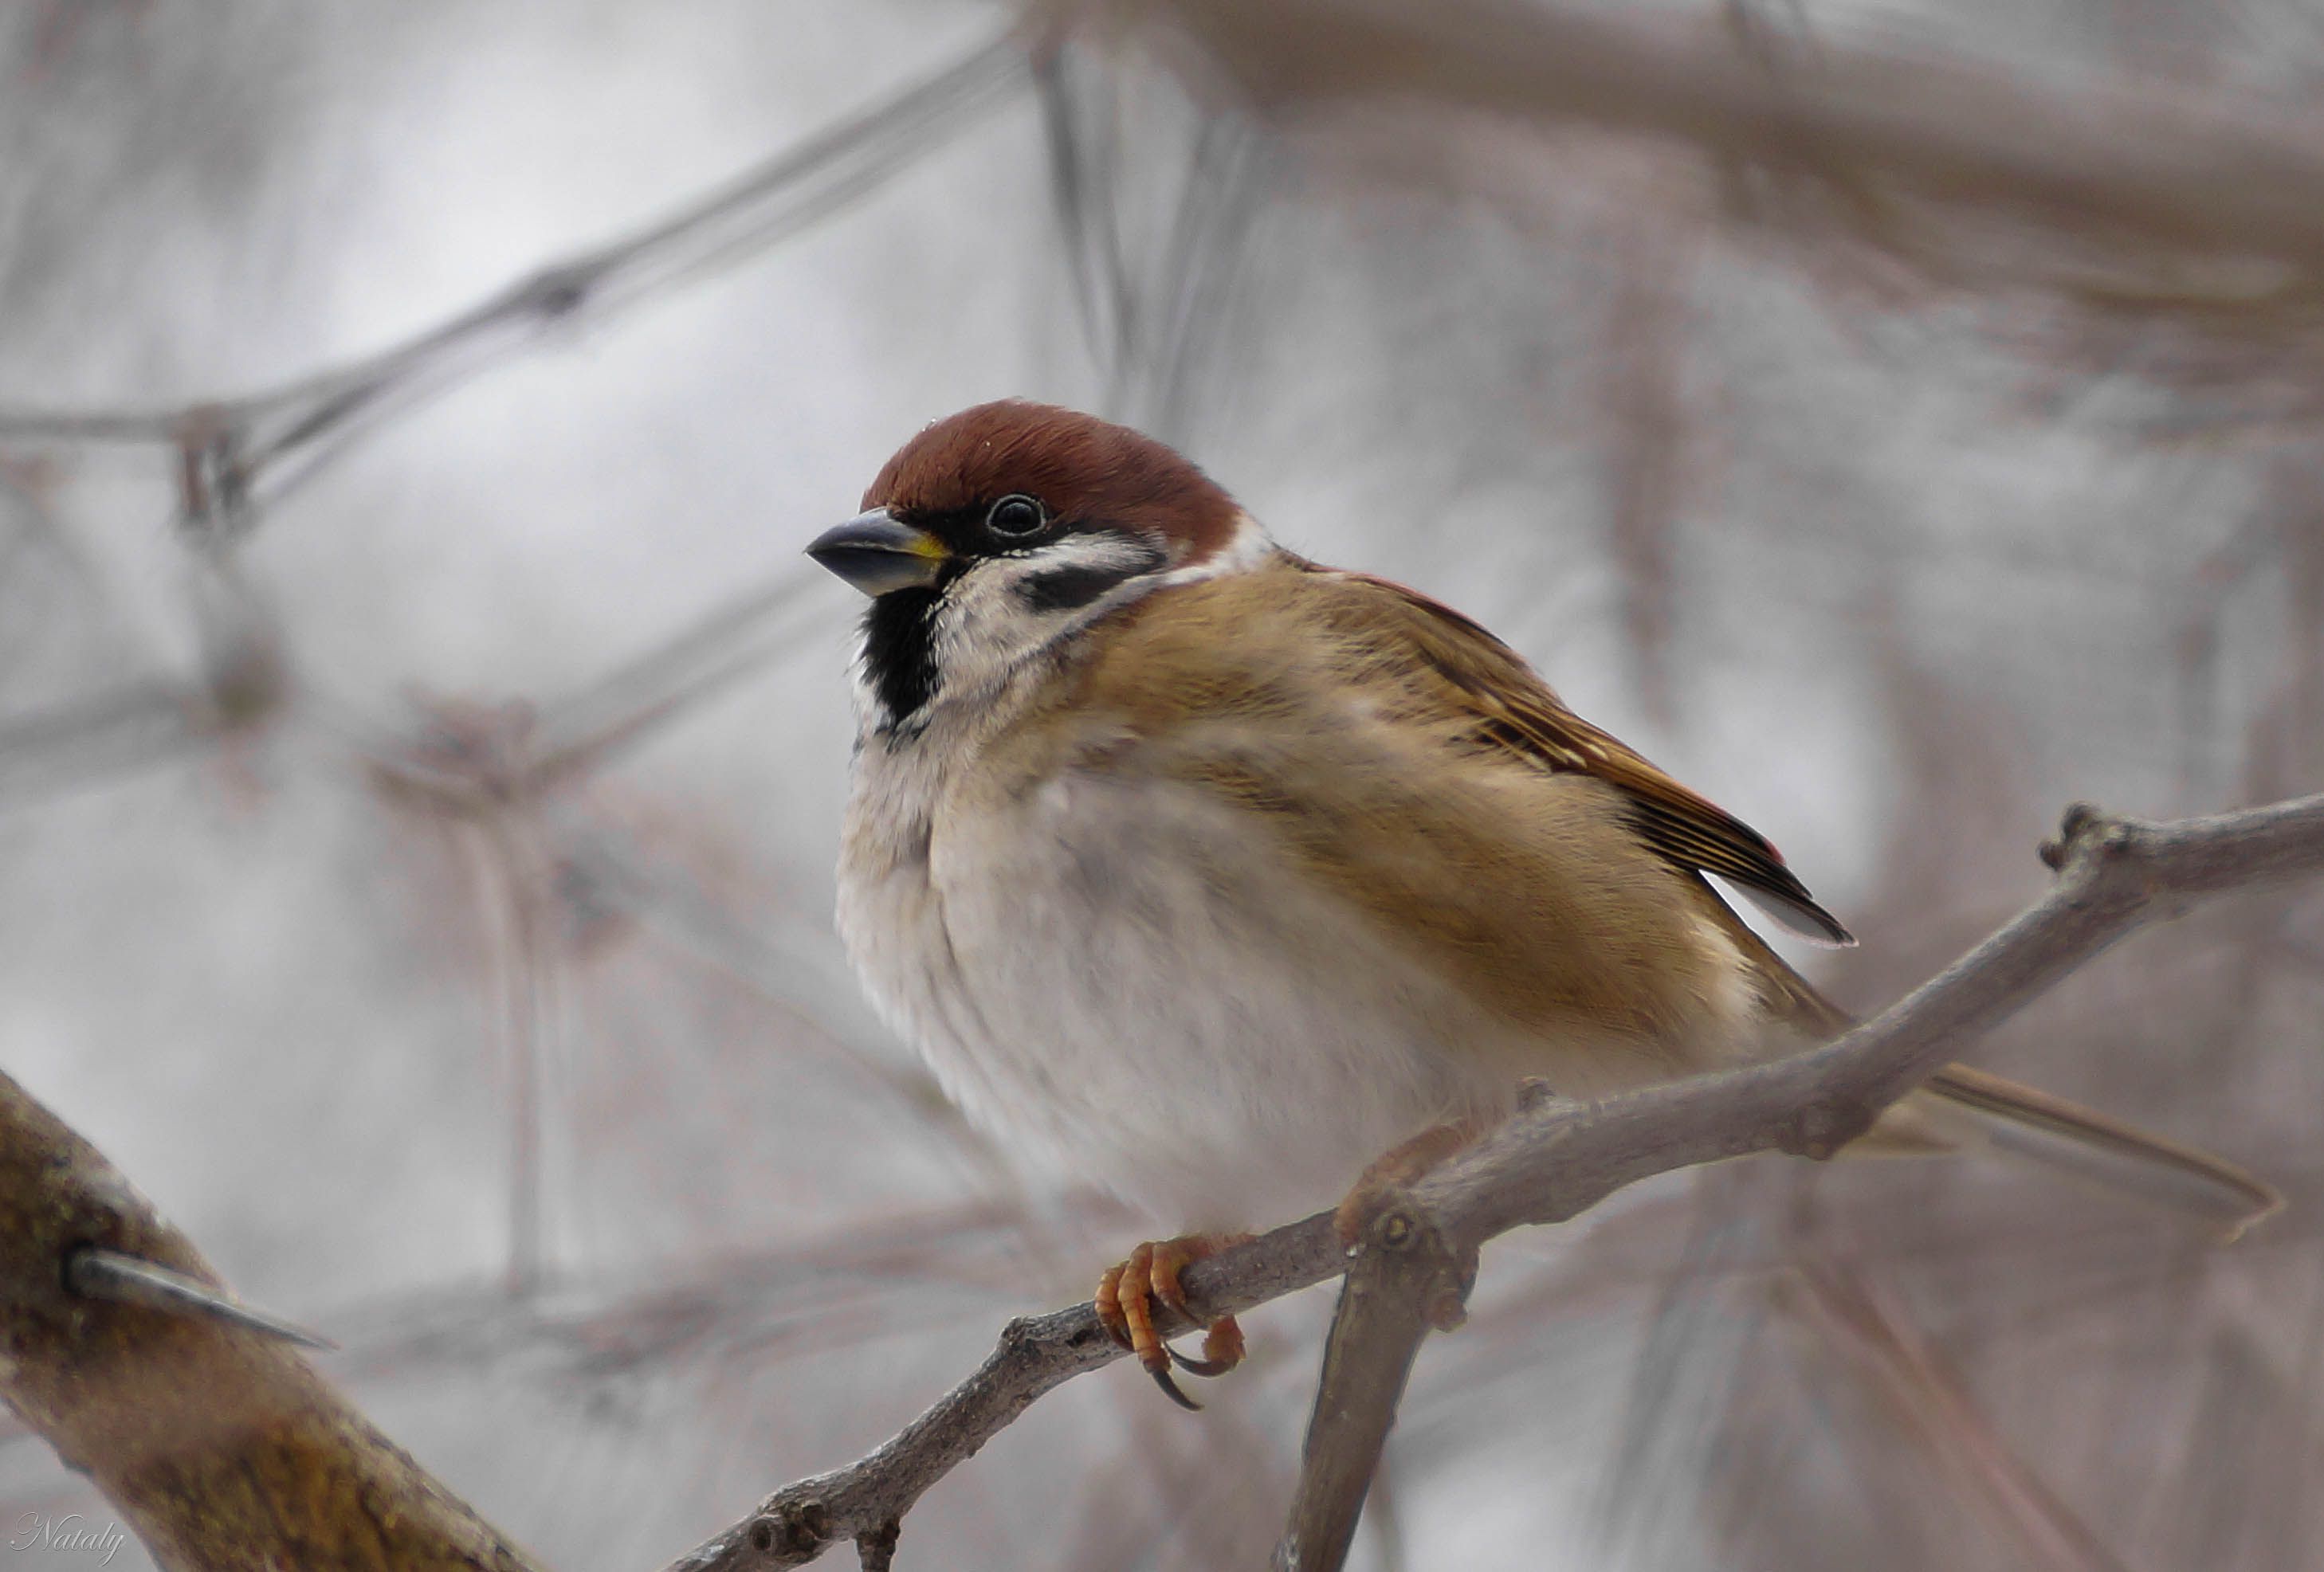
[1094,1233,1253,1410]
[1332,1117,1489,1248]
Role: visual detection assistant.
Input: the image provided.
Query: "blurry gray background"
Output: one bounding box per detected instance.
[1,2,2319,1569]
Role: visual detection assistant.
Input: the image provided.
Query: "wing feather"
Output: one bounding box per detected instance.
[1325,569,1855,945]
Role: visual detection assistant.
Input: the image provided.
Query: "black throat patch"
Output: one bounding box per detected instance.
[862,586,944,727]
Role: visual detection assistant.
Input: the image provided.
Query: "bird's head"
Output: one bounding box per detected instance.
[809,401,1265,729]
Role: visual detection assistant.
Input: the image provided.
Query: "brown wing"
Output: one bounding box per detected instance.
[1325,568,1855,946]
[1062,559,1818,1059]
[1309,566,2278,1228]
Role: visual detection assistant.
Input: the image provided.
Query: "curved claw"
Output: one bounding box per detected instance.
[1149,1364,1203,1410]
[1093,1233,1251,1409]
[1168,1347,1234,1378]
[1168,1310,1246,1378]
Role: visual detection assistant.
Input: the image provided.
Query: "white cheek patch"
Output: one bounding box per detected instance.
[924,533,1168,692]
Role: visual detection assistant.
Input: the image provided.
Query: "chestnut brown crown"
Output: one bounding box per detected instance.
[862,400,1242,566]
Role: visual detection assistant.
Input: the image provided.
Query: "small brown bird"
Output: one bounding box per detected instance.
[811,400,2276,1406]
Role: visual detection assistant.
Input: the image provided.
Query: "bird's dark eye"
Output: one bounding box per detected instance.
[986,494,1046,539]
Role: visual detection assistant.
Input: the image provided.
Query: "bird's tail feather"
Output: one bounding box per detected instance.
[1859,1063,2281,1239]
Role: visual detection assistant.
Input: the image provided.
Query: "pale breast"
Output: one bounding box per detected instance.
[838,719,1714,1230]
[946,768,1517,1224]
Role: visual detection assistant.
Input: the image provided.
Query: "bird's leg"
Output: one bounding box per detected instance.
[1094,1233,1254,1410]
[1333,1116,1490,1246]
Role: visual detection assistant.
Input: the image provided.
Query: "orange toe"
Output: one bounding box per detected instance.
[1094,1259,1133,1351]
[1093,1233,1252,1409]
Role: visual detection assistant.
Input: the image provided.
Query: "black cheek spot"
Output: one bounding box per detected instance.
[1021,563,1133,613]
[1019,543,1165,614]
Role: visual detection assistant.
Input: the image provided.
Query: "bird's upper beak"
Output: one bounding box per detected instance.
[806,508,950,598]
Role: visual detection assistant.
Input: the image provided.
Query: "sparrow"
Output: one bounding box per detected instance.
[811,400,2279,1407]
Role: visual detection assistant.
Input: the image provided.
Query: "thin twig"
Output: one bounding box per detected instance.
[0,683,210,806]
[1780,1254,2133,1572]
[65,1249,336,1353]
[471,811,559,1296]
[665,1214,1347,1572]
[520,568,827,790]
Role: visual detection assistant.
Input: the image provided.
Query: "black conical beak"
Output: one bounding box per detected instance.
[806,508,949,597]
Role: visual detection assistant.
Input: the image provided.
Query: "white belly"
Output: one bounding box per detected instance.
[838,753,1524,1231]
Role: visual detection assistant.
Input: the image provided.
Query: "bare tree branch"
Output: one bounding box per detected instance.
[1270,1195,1470,1572]
[0,1068,546,1572]
[669,791,2319,1570]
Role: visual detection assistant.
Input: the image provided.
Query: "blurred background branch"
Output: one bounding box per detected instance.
[1142,0,2324,346]
[0,30,1030,493]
